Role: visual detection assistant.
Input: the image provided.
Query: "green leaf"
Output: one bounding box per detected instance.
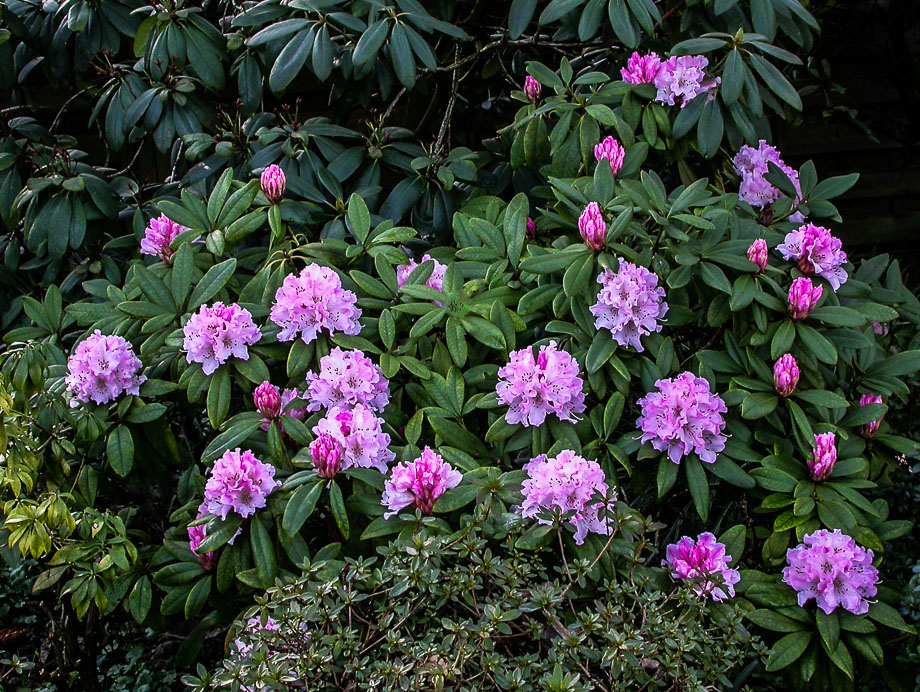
[206,366,231,429]
[360,516,406,540]
[721,50,745,105]
[269,29,315,92]
[586,331,617,374]
[709,456,755,488]
[765,631,812,672]
[249,513,278,588]
[503,192,529,267]
[771,319,795,360]
[347,193,371,244]
[742,392,778,419]
[562,251,595,297]
[188,258,236,310]
[282,480,324,535]
[657,456,679,498]
[867,601,916,633]
[353,20,389,67]
[184,576,211,619]
[685,456,710,521]
[509,0,538,38]
[796,323,837,365]
[794,390,848,409]
[107,425,134,477]
[810,306,867,328]
[201,417,262,462]
[696,101,724,159]
[196,513,243,553]
[432,483,478,513]
[816,610,840,653]
[748,609,807,632]
[810,173,859,201]
[867,350,920,377]
[329,481,350,539]
[749,54,802,110]
[515,523,553,550]
[389,22,416,88]
[445,317,468,367]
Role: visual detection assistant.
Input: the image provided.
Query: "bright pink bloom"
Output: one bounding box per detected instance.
[260,164,286,204]
[381,447,462,518]
[637,372,727,464]
[187,514,216,571]
[202,448,278,521]
[396,254,447,305]
[140,213,188,263]
[590,259,668,352]
[578,202,606,251]
[524,76,541,103]
[788,277,823,320]
[519,450,613,545]
[654,55,720,108]
[663,532,740,602]
[310,431,343,479]
[183,302,261,376]
[253,382,282,419]
[732,140,802,213]
[270,264,362,344]
[594,136,625,175]
[311,404,395,474]
[773,354,799,397]
[777,223,849,292]
[621,51,662,84]
[304,347,390,413]
[783,529,879,615]
[526,217,537,239]
[496,341,586,427]
[858,394,884,439]
[65,330,146,407]
[809,432,837,481]
[747,238,768,273]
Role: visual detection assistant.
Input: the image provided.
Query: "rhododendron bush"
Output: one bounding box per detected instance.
[1,0,920,689]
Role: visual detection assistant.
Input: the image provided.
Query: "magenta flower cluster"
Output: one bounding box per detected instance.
[183,302,261,376]
[654,55,720,108]
[523,76,541,103]
[202,448,279,521]
[187,514,216,571]
[664,532,740,602]
[809,432,837,481]
[270,264,362,344]
[783,529,879,615]
[254,383,307,432]
[519,450,613,545]
[140,213,188,263]
[311,404,394,474]
[578,202,606,251]
[589,259,668,353]
[305,347,390,413]
[396,253,447,300]
[621,51,661,84]
[788,277,823,320]
[381,447,463,519]
[496,341,586,427]
[636,372,727,464]
[732,140,802,211]
[594,136,625,175]
[66,330,146,407]
[777,223,849,292]
[773,354,800,397]
[260,164,286,204]
[859,393,884,439]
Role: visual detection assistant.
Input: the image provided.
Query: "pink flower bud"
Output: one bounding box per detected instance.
[524,76,541,103]
[311,432,343,479]
[188,517,216,571]
[773,354,799,397]
[260,164,286,204]
[858,394,884,439]
[526,217,537,240]
[788,277,822,320]
[872,321,889,336]
[809,432,837,481]
[594,136,625,175]
[578,202,606,251]
[253,381,282,419]
[747,238,768,273]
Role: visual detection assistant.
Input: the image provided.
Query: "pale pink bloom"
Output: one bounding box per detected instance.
[381,447,462,518]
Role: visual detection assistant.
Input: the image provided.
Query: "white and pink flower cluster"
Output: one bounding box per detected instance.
[183,302,261,376]
[663,532,740,602]
[201,448,279,522]
[311,405,394,474]
[496,341,586,427]
[590,259,668,353]
[732,140,802,212]
[382,447,462,518]
[519,450,613,545]
[777,223,849,292]
[621,51,720,108]
[270,264,362,344]
[637,372,728,464]
[305,347,390,413]
[783,529,879,615]
[65,330,146,407]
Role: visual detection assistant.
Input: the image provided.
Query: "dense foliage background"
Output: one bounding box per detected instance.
[1,0,919,690]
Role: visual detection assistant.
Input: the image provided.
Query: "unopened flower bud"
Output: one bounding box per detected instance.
[747,238,768,273]
[524,76,541,103]
[788,277,822,320]
[578,202,606,251]
[253,381,282,419]
[594,136,625,175]
[311,432,343,479]
[526,217,537,240]
[858,394,884,439]
[773,354,799,397]
[260,164,286,204]
[809,432,837,481]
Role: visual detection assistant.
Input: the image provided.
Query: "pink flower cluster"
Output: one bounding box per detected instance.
[304,347,390,413]
[589,260,668,353]
[270,264,362,344]
[621,51,661,84]
[859,393,884,439]
[663,532,740,602]
[636,372,727,464]
[66,330,146,407]
[594,136,625,175]
[187,514,216,571]
[201,448,279,521]
[809,432,837,481]
[777,223,849,292]
[732,140,802,212]
[654,55,720,108]
[397,254,447,300]
[311,432,344,478]
[496,341,586,427]
[747,238,768,273]
[773,354,799,397]
[381,447,463,518]
[788,277,823,320]
[783,529,879,615]
[140,213,188,263]
[578,202,606,251]
[311,404,394,474]
[183,302,261,376]
[254,383,307,432]
[519,450,613,545]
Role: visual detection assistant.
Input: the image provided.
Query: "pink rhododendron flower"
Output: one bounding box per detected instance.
[637,372,727,464]
[65,330,146,407]
[260,164,286,204]
[183,302,261,376]
[496,341,586,427]
[621,51,662,84]
[747,238,768,273]
[664,533,740,602]
[519,450,613,545]
[654,55,720,108]
[788,277,823,320]
[590,259,668,353]
[187,514,216,571]
[809,432,837,481]
[732,140,802,213]
[253,381,282,419]
[526,217,537,239]
[858,394,884,439]
[304,347,390,413]
[311,432,344,478]
[578,202,606,251]
[773,354,799,397]
[381,447,462,518]
[777,223,849,292]
[270,264,362,344]
[311,404,395,474]
[783,529,879,615]
[523,76,541,103]
[202,448,279,521]
[140,213,188,263]
[594,136,625,175]
[258,387,307,434]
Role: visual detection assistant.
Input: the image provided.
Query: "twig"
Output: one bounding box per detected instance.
[51,87,92,133]
[434,45,460,154]
[381,87,407,125]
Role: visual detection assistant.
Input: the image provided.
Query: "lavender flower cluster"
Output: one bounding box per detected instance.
[270,264,362,344]
[496,341,586,427]
[590,259,668,352]
[65,330,146,407]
